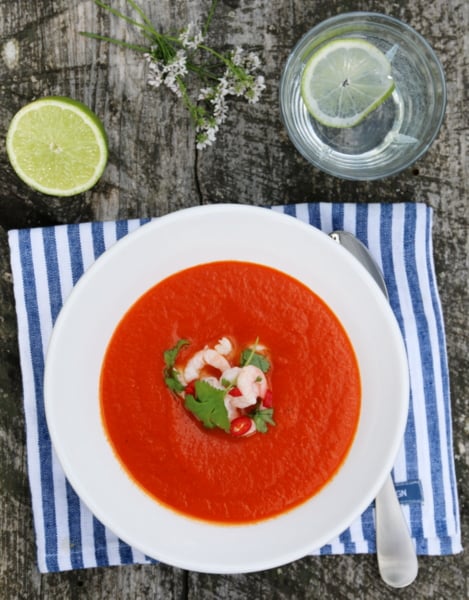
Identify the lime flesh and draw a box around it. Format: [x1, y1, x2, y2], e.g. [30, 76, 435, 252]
[301, 39, 395, 128]
[6, 96, 108, 197]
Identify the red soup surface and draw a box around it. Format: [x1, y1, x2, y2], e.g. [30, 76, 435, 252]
[100, 261, 361, 523]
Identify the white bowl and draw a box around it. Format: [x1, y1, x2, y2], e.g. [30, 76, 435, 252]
[44, 204, 409, 573]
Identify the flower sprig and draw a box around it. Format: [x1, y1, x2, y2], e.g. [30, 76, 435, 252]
[82, 0, 265, 149]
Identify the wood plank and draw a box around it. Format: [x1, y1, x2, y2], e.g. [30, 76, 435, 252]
[0, 0, 467, 598]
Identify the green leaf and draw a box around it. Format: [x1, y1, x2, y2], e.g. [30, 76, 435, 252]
[252, 408, 276, 433]
[164, 373, 185, 393]
[240, 349, 270, 373]
[164, 339, 189, 368]
[163, 339, 189, 394]
[184, 380, 230, 432]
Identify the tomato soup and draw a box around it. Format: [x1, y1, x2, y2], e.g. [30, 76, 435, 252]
[100, 261, 361, 523]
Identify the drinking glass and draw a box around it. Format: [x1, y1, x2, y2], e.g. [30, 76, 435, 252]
[279, 12, 446, 180]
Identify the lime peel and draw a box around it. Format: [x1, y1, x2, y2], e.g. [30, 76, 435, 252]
[6, 96, 108, 197]
[301, 38, 395, 128]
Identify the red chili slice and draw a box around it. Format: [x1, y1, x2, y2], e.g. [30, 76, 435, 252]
[184, 381, 196, 396]
[230, 416, 252, 436]
[229, 386, 242, 397]
[263, 389, 273, 408]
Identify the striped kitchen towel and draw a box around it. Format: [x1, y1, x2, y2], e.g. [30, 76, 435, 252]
[8, 202, 462, 572]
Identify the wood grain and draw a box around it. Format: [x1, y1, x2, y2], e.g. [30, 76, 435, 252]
[0, 0, 467, 598]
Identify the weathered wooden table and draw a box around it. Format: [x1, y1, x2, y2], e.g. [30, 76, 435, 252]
[1, 1, 467, 598]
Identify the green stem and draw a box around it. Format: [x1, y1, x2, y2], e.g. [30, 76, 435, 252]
[203, 0, 219, 37]
[186, 62, 220, 81]
[177, 77, 200, 125]
[197, 43, 246, 80]
[242, 337, 260, 367]
[88, 0, 228, 80]
[80, 31, 149, 54]
[198, 43, 229, 66]
[151, 32, 177, 63]
[92, 0, 158, 40]
[125, 0, 156, 32]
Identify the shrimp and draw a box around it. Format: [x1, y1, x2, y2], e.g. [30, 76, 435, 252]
[214, 336, 233, 356]
[224, 364, 268, 423]
[183, 348, 231, 383]
[221, 364, 268, 413]
[236, 365, 267, 406]
[221, 366, 241, 386]
[224, 395, 241, 421]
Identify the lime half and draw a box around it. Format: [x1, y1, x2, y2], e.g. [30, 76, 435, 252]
[6, 97, 108, 197]
[301, 39, 395, 128]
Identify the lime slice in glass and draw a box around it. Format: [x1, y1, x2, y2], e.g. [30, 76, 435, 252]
[6, 96, 108, 197]
[301, 39, 395, 128]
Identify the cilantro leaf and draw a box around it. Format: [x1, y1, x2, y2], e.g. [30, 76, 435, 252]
[164, 339, 189, 368]
[163, 339, 189, 394]
[240, 349, 270, 373]
[184, 380, 230, 432]
[252, 408, 276, 433]
[164, 374, 185, 393]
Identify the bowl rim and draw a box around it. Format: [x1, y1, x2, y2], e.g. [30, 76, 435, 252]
[44, 203, 410, 573]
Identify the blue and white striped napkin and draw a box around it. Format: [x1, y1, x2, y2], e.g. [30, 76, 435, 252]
[8, 202, 462, 572]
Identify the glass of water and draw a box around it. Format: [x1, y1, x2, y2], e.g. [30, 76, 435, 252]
[279, 12, 446, 180]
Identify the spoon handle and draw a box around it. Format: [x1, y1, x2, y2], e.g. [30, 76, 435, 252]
[329, 230, 418, 587]
[375, 475, 419, 587]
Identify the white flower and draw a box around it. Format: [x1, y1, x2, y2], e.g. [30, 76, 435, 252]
[212, 92, 228, 123]
[231, 47, 244, 66]
[198, 86, 215, 101]
[162, 51, 187, 96]
[145, 49, 188, 97]
[163, 73, 181, 96]
[217, 75, 234, 96]
[145, 53, 164, 88]
[89, 2, 267, 151]
[246, 52, 261, 71]
[196, 116, 219, 149]
[145, 31, 264, 145]
[179, 22, 204, 50]
[196, 130, 215, 150]
[233, 78, 249, 97]
[246, 75, 265, 104]
[164, 49, 188, 78]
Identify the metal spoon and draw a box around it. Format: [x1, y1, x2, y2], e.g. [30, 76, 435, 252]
[329, 230, 418, 588]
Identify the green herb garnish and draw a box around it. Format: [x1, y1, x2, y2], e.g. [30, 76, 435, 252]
[184, 380, 230, 432]
[163, 337, 275, 437]
[163, 338, 189, 393]
[239, 339, 270, 373]
[251, 407, 276, 433]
